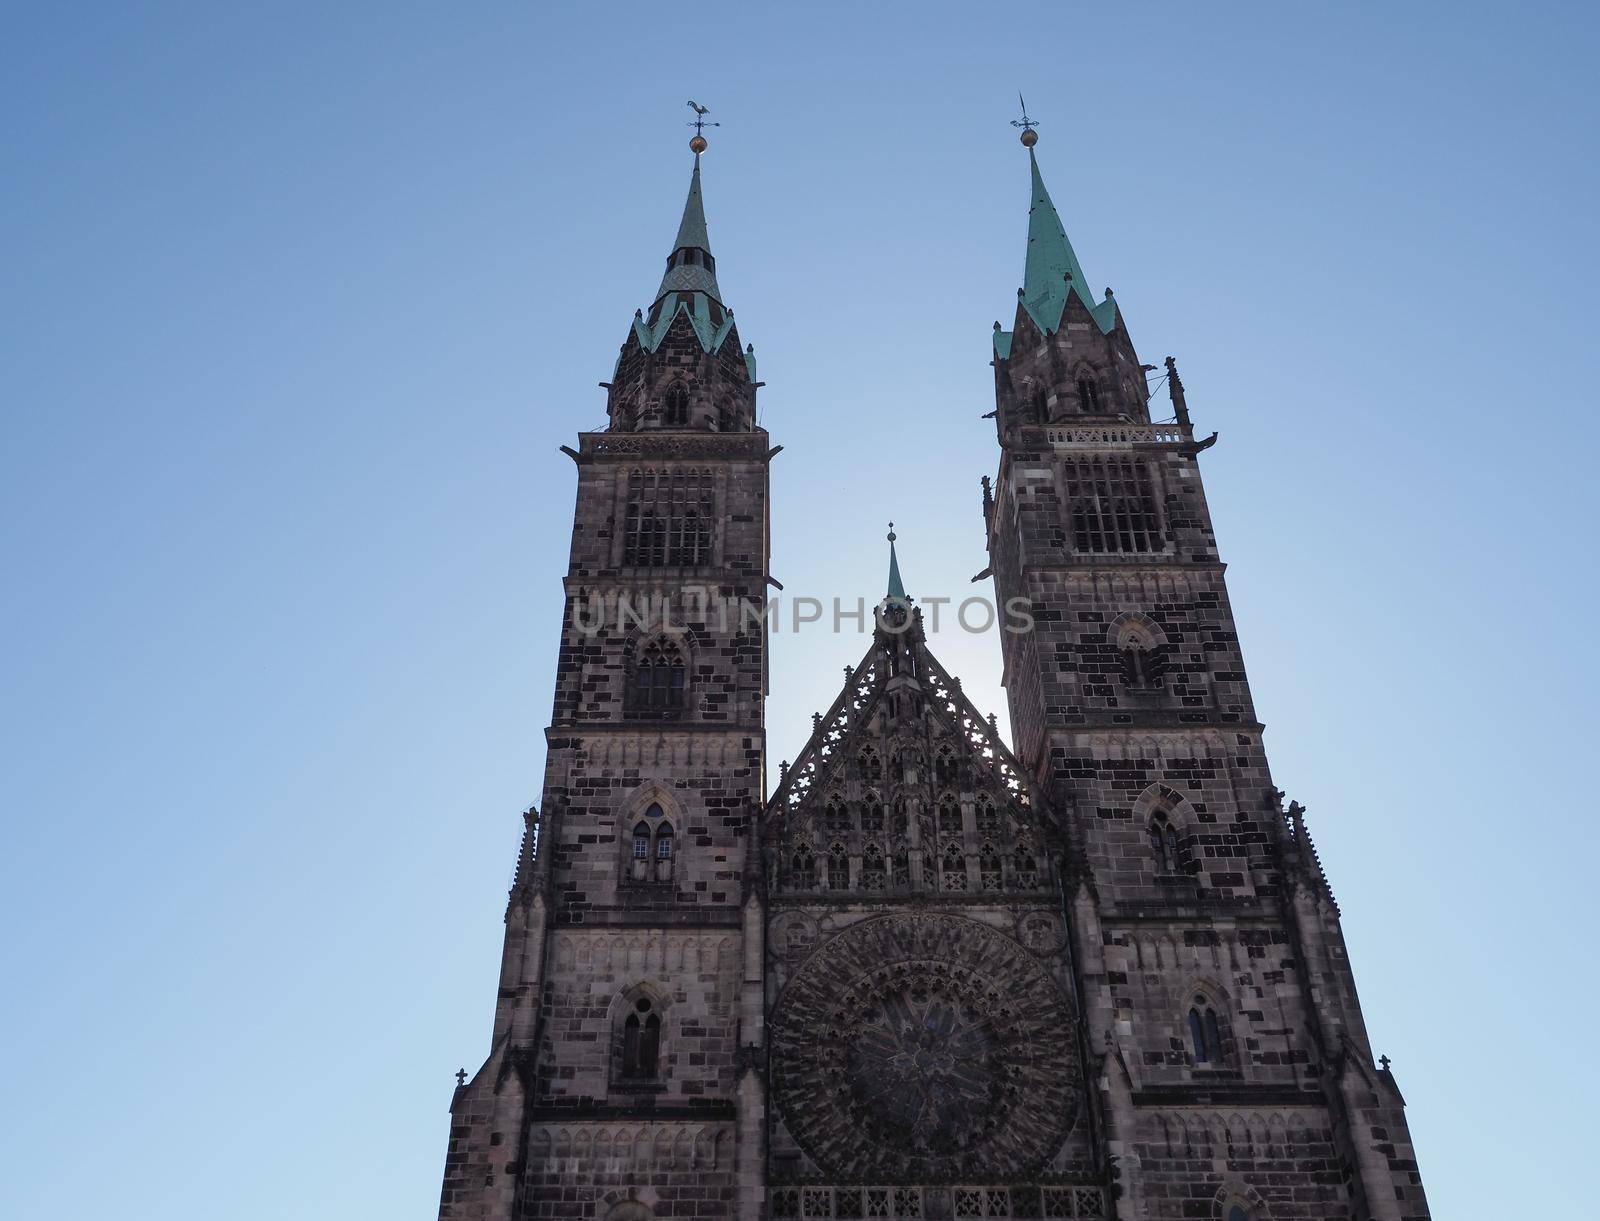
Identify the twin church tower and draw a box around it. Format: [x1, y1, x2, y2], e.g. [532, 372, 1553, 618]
[435, 125, 1430, 1221]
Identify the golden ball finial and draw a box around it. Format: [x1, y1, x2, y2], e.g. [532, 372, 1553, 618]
[1020, 127, 1038, 148]
[689, 134, 708, 154]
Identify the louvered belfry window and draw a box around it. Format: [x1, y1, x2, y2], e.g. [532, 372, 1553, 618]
[1065, 457, 1164, 554]
[622, 468, 715, 566]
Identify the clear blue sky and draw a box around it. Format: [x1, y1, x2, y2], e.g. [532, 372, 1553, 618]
[3, 3, 1596, 1218]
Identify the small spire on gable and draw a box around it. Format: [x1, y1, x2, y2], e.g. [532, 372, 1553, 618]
[885, 523, 908, 604]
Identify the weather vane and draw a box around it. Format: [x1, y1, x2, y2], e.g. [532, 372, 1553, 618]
[686, 100, 719, 153]
[1011, 92, 1039, 147]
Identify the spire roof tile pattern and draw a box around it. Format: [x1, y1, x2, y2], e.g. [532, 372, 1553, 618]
[996, 147, 1119, 354]
[622, 155, 754, 378]
[656, 155, 722, 302]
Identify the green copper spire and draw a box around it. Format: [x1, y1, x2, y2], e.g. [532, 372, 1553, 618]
[1019, 147, 1118, 337]
[656, 154, 723, 303]
[885, 523, 907, 603]
[623, 151, 751, 377]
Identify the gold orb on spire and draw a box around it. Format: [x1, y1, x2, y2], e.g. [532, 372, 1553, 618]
[1012, 93, 1041, 147]
[685, 100, 716, 155]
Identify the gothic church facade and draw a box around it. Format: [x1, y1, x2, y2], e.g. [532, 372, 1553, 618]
[435, 134, 1430, 1221]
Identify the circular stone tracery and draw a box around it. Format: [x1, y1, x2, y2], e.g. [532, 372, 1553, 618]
[771, 913, 1079, 1182]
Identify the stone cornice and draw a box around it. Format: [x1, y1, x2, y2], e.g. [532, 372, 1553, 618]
[1131, 1083, 1324, 1109]
[545, 722, 763, 740]
[576, 430, 773, 462]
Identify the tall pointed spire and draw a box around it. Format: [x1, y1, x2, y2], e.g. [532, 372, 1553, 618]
[606, 124, 757, 433]
[885, 524, 907, 603]
[656, 154, 723, 302]
[1021, 147, 1117, 336]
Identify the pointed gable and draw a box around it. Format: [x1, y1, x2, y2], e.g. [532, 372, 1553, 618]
[766, 612, 1053, 898]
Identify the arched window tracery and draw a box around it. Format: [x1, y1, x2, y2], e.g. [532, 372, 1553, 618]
[662, 383, 690, 426]
[938, 795, 962, 835]
[1077, 374, 1102, 414]
[620, 997, 663, 1080]
[622, 468, 714, 567]
[892, 796, 909, 837]
[861, 842, 886, 890]
[941, 843, 967, 891]
[628, 802, 675, 883]
[824, 798, 851, 833]
[827, 841, 849, 890]
[1187, 992, 1227, 1065]
[860, 791, 885, 833]
[976, 796, 1000, 837]
[859, 744, 881, 778]
[979, 843, 1003, 892]
[628, 638, 687, 716]
[1012, 837, 1040, 889]
[790, 841, 817, 890]
[1149, 810, 1185, 875]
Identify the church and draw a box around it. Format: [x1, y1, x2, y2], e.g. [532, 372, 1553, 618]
[434, 121, 1431, 1221]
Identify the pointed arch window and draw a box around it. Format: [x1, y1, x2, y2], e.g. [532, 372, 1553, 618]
[976, 796, 1000, 837]
[1118, 623, 1166, 690]
[941, 843, 967, 891]
[790, 842, 816, 890]
[1187, 994, 1225, 1064]
[979, 843, 1003, 892]
[935, 746, 959, 786]
[628, 804, 675, 883]
[824, 798, 851, 833]
[860, 791, 885, 833]
[1077, 376, 1101, 414]
[621, 997, 662, 1080]
[662, 383, 689, 426]
[1065, 457, 1164, 554]
[1123, 640, 1153, 688]
[622, 468, 714, 567]
[628, 638, 686, 716]
[892, 844, 911, 889]
[827, 842, 849, 890]
[1012, 840, 1040, 889]
[861, 842, 886, 890]
[859, 744, 880, 778]
[939, 796, 962, 835]
[1149, 811, 1185, 875]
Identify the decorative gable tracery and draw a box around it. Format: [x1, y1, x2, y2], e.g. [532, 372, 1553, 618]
[766, 620, 1050, 898]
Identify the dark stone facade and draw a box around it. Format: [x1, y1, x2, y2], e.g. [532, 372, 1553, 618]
[435, 154, 1430, 1221]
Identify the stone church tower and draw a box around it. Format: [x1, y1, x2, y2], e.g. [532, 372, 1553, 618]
[437, 133, 1430, 1221]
